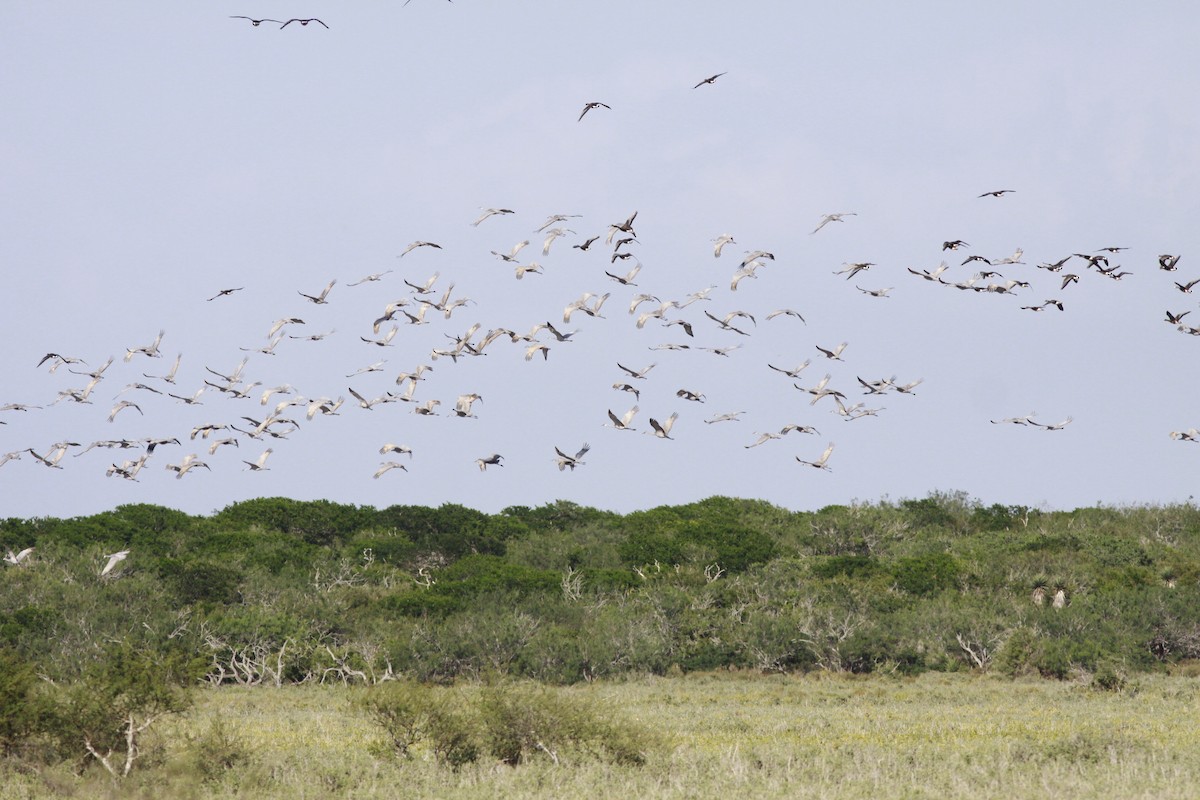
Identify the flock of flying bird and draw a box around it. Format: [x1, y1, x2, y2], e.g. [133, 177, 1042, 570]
[6, 183, 1194, 504]
[2, 13, 1196, 579]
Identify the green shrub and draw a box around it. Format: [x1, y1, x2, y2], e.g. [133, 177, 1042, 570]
[891, 553, 961, 596]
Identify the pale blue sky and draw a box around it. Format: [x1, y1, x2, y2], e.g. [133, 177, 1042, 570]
[2, 2, 1198, 519]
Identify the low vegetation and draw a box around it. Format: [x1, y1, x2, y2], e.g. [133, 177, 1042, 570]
[1, 492, 1198, 792]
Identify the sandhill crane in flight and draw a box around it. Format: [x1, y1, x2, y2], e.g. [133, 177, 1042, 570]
[413, 399, 441, 416]
[525, 343, 551, 361]
[491, 240, 530, 263]
[676, 389, 705, 403]
[37, 353, 86, 373]
[811, 212, 856, 234]
[647, 413, 679, 439]
[857, 286, 893, 298]
[4, 548, 34, 566]
[244, 448, 273, 471]
[705, 411, 745, 424]
[768, 361, 811, 378]
[380, 443, 414, 458]
[100, 550, 130, 577]
[991, 413, 1038, 426]
[796, 442, 835, 471]
[554, 443, 590, 471]
[348, 270, 393, 286]
[834, 262, 873, 280]
[606, 405, 640, 431]
[765, 309, 806, 323]
[124, 330, 165, 362]
[606, 263, 641, 286]
[573, 236, 600, 251]
[166, 454, 210, 479]
[404, 273, 440, 296]
[349, 387, 394, 410]
[1030, 417, 1073, 431]
[107, 400, 142, 423]
[472, 208, 515, 226]
[816, 342, 848, 361]
[713, 234, 735, 257]
[26, 444, 75, 468]
[617, 362, 656, 380]
[452, 393, 483, 418]
[229, 16, 282, 26]
[578, 102, 611, 121]
[298, 279, 336, 304]
[536, 213, 581, 232]
[399, 241, 442, 258]
[144, 353, 182, 384]
[476, 454, 504, 471]
[541, 227, 574, 255]
[613, 382, 641, 400]
[606, 211, 638, 243]
[208, 438, 239, 456]
[514, 262, 544, 280]
[374, 462, 409, 478]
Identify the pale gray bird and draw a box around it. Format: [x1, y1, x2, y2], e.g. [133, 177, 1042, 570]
[811, 212, 856, 234]
[100, 549, 130, 577]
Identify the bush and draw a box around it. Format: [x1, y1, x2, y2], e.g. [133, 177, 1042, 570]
[361, 681, 656, 768]
[891, 553, 961, 596]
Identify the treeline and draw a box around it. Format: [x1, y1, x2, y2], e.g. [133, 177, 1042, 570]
[3, 493, 1200, 691]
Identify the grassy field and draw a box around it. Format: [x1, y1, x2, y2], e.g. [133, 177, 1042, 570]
[4, 671, 1199, 799]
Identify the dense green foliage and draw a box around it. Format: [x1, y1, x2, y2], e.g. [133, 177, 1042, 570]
[2, 493, 1200, 697]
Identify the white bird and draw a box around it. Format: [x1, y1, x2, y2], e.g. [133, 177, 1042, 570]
[4, 547, 34, 566]
[492, 240, 530, 263]
[796, 442, 835, 471]
[166, 454, 210, 479]
[374, 461, 409, 478]
[100, 549, 130, 577]
[399, 241, 443, 258]
[404, 272, 440, 295]
[348, 270, 393, 286]
[617, 362, 656, 380]
[124, 330, 165, 362]
[765, 309, 806, 323]
[536, 214, 581, 232]
[453, 393, 483, 418]
[856, 286, 893, 298]
[1030, 417, 1073, 431]
[554, 442, 591, 471]
[525, 343, 551, 361]
[816, 342, 848, 361]
[298, 279, 336, 304]
[514, 262, 544, 280]
[413, 399, 441, 416]
[704, 411, 745, 424]
[605, 263, 641, 286]
[768, 361, 811, 378]
[380, 443, 414, 457]
[647, 412, 679, 439]
[811, 212, 856, 234]
[472, 207, 515, 226]
[542, 228, 574, 255]
[244, 448, 273, 471]
[605, 405, 640, 431]
[361, 326, 399, 347]
[208, 438, 240, 456]
[107, 400, 143, 423]
[713, 234, 736, 258]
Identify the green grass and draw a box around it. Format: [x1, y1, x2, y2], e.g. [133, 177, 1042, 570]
[4, 672, 1198, 799]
